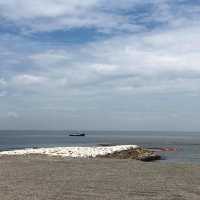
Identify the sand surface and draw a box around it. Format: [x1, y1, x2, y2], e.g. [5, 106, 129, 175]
[0, 155, 200, 200]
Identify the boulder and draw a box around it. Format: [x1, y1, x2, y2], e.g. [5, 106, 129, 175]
[96, 147, 161, 161]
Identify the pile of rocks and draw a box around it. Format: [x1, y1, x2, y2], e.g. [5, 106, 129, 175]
[97, 147, 161, 162]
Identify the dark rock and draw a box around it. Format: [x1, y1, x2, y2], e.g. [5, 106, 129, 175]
[136, 153, 161, 162]
[96, 147, 161, 161]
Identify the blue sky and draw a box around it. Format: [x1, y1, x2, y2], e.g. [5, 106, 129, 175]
[0, 0, 200, 130]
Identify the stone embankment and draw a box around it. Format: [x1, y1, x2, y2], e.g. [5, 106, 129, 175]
[97, 147, 161, 161]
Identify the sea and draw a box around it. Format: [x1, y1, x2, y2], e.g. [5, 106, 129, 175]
[0, 130, 200, 163]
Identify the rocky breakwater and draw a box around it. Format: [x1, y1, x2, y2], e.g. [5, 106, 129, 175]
[0, 145, 161, 161]
[97, 147, 161, 162]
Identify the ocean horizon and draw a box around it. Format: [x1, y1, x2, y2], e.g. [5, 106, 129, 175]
[0, 130, 200, 163]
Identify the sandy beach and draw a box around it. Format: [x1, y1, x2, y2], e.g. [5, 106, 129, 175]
[0, 155, 200, 200]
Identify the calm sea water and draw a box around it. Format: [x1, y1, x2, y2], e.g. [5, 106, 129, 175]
[0, 130, 200, 163]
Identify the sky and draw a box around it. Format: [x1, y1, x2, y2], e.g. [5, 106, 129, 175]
[0, 0, 200, 131]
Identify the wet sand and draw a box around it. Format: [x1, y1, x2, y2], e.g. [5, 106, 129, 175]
[0, 155, 200, 200]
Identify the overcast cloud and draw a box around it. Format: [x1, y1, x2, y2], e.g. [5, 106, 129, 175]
[0, 0, 200, 130]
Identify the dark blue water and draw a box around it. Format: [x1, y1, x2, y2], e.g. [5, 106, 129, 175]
[0, 130, 200, 163]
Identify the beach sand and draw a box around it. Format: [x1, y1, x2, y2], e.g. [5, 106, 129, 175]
[0, 155, 200, 200]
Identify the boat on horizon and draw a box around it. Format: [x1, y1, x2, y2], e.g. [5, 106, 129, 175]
[69, 132, 86, 137]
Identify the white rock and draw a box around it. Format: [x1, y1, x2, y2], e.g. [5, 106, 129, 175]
[0, 145, 139, 158]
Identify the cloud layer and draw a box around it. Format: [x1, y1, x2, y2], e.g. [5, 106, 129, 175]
[0, 0, 200, 130]
[0, 0, 199, 33]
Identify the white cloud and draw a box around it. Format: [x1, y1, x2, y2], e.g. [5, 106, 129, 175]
[91, 64, 119, 74]
[0, 0, 97, 19]
[0, 78, 7, 87]
[2, 21, 198, 96]
[0, 79, 7, 97]
[0, 0, 137, 32]
[1, 20, 200, 97]
[13, 74, 47, 85]
[1, 1, 200, 96]
[87, 25, 200, 73]
[30, 50, 71, 68]
[7, 111, 19, 118]
[2, 0, 195, 33]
